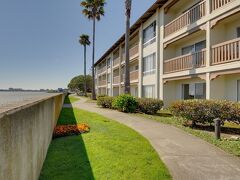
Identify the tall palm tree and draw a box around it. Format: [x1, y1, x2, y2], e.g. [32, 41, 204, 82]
[79, 34, 91, 96]
[124, 0, 132, 94]
[81, 0, 106, 100]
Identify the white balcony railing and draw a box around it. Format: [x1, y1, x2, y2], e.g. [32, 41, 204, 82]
[121, 70, 139, 82]
[164, 49, 206, 74]
[211, 38, 240, 65]
[122, 45, 139, 62]
[113, 76, 120, 84]
[164, 0, 206, 37]
[211, 0, 234, 11]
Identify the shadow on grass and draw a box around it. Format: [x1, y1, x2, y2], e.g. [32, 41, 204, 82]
[155, 112, 173, 118]
[40, 100, 95, 180]
[192, 124, 240, 135]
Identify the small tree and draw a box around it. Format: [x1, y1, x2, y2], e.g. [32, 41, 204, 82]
[79, 34, 91, 96]
[68, 75, 92, 93]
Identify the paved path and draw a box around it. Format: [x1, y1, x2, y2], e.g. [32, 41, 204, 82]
[67, 97, 240, 180]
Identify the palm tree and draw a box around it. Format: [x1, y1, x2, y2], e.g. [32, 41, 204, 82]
[124, 0, 132, 94]
[79, 34, 91, 96]
[81, 0, 106, 100]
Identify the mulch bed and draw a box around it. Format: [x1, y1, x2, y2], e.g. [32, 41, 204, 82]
[53, 123, 90, 139]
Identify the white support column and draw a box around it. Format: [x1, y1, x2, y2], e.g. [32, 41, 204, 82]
[206, 0, 211, 67]
[206, 72, 211, 99]
[155, 8, 160, 99]
[138, 24, 143, 98]
[159, 8, 164, 100]
[119, 45, 123, 95]
[205, 0, 211, 100]
[206, 0, 211, 15]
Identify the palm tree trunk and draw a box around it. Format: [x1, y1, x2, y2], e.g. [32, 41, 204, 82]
[92, 18, 96, 100]
[84, 45, 87, 96]
[124, 0, 131, 94]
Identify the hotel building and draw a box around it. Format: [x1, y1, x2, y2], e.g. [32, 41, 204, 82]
[94, 0, 240, 106]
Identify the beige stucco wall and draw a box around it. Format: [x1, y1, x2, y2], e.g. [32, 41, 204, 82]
[210, 74, 240, 101]
[163, 77, 205, 106]
[0, 93, 65, 180]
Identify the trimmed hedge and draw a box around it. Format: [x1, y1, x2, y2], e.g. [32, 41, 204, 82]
[137, 98, 164, 115]
[170, 100, 240, 125]
[97, 95, 115, 109]
[112, 94, 138, 113]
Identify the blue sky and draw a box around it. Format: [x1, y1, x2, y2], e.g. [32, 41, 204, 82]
[0, 0, 156, 90]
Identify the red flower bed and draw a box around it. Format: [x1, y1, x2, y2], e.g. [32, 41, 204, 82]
[53, 123, 90, 139]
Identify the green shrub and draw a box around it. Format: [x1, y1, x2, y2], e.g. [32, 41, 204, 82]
[112, 94, 138, 113]
[137, 98, 164, 115]
[170, 100, 240, 125]
[97, 96, 115, 109]
[87, 93, 92, 98]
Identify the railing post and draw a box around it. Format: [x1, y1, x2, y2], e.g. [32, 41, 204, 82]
[214, 118, 221, 140]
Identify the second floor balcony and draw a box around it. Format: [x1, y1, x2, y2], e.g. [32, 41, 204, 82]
[98, 80, 107, 86]
[121, 70, 139, 82]
[113, 76, 120, 84]
[164, 49, 206, 74]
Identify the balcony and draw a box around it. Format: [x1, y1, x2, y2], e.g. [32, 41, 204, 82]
[98, 80, 107, 86]
[211, 38, 240, 65]
[164, 1, 206, 37]
[130, 70, 139, 81]
[98, 66, 107, 74]
[113, 76, 120, 84]
[113, 57, 120, 67]
[211, 0, 234, 11]
[122, 45, 139, 62]
[164, 49, 206, 74]
[121, 70, 139, 82]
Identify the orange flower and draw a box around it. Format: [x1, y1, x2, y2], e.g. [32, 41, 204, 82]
[53, 123, 90, 139]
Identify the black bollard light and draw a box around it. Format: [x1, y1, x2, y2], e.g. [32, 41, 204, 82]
[214, 118, 221, 140]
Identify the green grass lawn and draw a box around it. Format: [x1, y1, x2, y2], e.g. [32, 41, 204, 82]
[64, 95, 80, 104]
[138, 111, 240, 157]
[40, 108, 171, 180]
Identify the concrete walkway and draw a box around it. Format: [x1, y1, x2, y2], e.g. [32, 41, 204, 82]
[68, 98, 240, 180]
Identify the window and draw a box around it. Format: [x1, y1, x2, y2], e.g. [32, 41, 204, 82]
[107, 58, 111, 68]
[237, 27, 240, 38]
[107, 73, 111, 83]
[143, 85, 155, 98]
[143, 21, 156, 46]
[182, 83, 206, 100]
[238, 80, 240, 102]
[143, 53, 156, 76]
[182, 40, 206, 55]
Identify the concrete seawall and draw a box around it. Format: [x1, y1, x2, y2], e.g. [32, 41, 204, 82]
[0, 93, 65, 180]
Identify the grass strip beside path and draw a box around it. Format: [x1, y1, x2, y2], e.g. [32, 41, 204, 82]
[64, 95, 80, 104]
[40, 108, 171, 180]
[138, 112, 240, 157]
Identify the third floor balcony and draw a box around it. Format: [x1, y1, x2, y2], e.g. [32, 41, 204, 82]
[211, 37, 240, 65]
[164, 0, 206, 37]
[121, 45, 139, 63]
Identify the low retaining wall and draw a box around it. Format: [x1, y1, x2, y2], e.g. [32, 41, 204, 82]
[0, 93, 65, 180]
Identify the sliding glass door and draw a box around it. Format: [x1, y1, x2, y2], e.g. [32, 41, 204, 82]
[182, 83, 206, 100]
